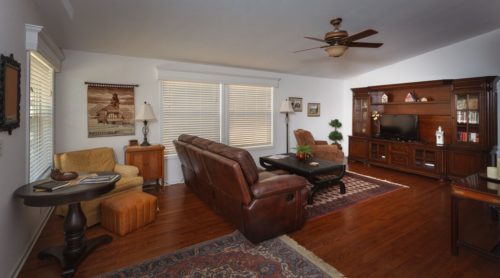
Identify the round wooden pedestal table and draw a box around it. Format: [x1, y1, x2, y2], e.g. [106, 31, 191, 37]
[14, 175, 119, 277]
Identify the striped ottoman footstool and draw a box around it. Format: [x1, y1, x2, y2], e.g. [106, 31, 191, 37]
[101, 191, 157, 236]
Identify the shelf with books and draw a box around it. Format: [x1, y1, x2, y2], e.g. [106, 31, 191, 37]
[456, 131, 480, 143]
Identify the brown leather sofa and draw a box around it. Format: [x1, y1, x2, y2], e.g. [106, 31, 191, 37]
[174, 134, 310, 243]
[294, 129, 345, 163]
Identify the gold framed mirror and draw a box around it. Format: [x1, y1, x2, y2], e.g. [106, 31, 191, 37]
[0, 54, 21, 135]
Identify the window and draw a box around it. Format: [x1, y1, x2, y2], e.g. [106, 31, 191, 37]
[161, 81, 221, 154]
[29, 53, 54, 182]
[227, 85, 273, 148]
[161, 81, 273, 154]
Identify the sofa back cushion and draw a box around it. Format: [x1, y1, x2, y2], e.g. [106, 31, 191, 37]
[54, 147, 116, 172]
[294, 129, 315, 146]
[178, 134, 198, 144]
[202, 151, 252, 206]
[207, 143, 259, 186]
[191, 137, 214, 150]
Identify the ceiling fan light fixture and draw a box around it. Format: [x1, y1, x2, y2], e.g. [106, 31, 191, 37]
[325, 44, 347, 57]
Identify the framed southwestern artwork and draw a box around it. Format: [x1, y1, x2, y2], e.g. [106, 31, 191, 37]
[289, 97, 303, 112]
[307, 103, 320, 117]
[86, 82, 137, 138]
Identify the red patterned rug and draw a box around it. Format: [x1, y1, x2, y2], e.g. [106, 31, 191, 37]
[99, 231, 343, 277]
[306, 171, 408, 220]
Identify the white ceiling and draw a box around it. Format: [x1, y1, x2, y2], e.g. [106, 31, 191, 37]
[33, 0, 500, 79]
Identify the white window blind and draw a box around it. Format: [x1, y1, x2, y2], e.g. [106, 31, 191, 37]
[161, 80, 221, 154]
[29, 53, 54, 182]
[227, 85, 273, 148]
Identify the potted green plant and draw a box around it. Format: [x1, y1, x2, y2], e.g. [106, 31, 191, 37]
[328, 119, 343, 149]
[295, 145, 312, 161]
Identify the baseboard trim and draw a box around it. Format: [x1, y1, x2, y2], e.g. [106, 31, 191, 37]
[9, 207, 53, 278]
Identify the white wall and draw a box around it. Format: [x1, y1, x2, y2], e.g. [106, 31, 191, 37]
[0, 0, 49, 277]
[344, 28, 500, 150]
[55, 50, 344, 183]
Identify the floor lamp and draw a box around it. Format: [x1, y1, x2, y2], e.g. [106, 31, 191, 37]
[280, 99, 294, 153]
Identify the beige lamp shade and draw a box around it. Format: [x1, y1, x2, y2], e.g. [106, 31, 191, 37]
[325, 45, 348, 57]
[136, 102, 157, 121]
[280, 99, 294, 113]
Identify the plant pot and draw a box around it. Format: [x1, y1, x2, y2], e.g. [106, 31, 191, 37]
[296, 152, 307, 161]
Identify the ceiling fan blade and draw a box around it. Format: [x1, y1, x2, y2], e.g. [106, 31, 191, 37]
[347, 42, 383, 48]
[304, 36, 327, 43]
[344, 29, 378, 42]
[294, 45, 329, 53]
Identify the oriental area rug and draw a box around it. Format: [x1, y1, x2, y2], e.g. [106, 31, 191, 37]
[306, 171, 409, 220]
[99, 231, 344, 277]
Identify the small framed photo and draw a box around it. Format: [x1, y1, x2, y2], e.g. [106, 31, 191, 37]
[307, 103, 320, 117]
[289, 97, 303, 112]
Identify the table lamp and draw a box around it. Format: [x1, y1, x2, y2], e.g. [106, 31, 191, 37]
[136, 101, 156, 146]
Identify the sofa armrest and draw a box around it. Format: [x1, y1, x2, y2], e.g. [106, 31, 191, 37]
[314, 140, 328, 145]
[251, 175, 309, 199]
[114, 164, 140, 177]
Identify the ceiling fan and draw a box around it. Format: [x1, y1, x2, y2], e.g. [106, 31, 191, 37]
[295, 18, 383, 57]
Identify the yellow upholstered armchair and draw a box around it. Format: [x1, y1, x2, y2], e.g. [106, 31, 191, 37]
[294, 129, 345, 163]
[54, 147, 143, 226]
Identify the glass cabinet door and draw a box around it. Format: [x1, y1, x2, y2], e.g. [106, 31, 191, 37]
[455, 93, 480, 144]
[353, 97, 369, 136]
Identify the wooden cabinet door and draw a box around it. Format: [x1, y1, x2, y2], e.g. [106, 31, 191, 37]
[352, 91, 370, 137]
[125, 145, 165, 182]
[139, 151, 157, 180]
[348, 136, 369, 161]
[369, 141, 388, 164]
[447, 150, 483, 178]
[451, 91, 484, 147]
[389, 143, 409, 167]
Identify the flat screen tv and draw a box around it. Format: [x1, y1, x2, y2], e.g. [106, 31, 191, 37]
[379, 114, 419, 141]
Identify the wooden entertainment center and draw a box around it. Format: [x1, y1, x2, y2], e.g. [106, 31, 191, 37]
[349, 76, 498, 180]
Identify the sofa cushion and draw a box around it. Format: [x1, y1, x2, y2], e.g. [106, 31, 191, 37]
[258, 171, 276, 181]
[55, 147, 116, 172]
[207, 143, 259, 186]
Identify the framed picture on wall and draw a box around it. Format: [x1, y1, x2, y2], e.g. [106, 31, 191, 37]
[307, 103, 320, 117]
[86, 82, 137, 138]
[289, 97, 303, 112]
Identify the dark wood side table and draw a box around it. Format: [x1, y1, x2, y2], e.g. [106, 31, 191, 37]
[13, 176, 119, 277]
[124, 144, 165, 191]
[451, 173, 500, 260]
[260, 153, 346, 204]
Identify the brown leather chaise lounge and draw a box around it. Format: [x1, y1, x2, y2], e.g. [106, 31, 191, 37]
[174, 134, 310, 243]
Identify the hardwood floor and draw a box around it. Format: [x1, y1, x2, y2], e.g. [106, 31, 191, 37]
[19, 162, 500, 277]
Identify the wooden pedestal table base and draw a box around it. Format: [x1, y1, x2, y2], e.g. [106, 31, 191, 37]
[14, 174, 119, 277]
[38, 203, 112, 277]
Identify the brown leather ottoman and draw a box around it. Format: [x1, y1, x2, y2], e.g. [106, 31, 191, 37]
[101, 191, 157, 236]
